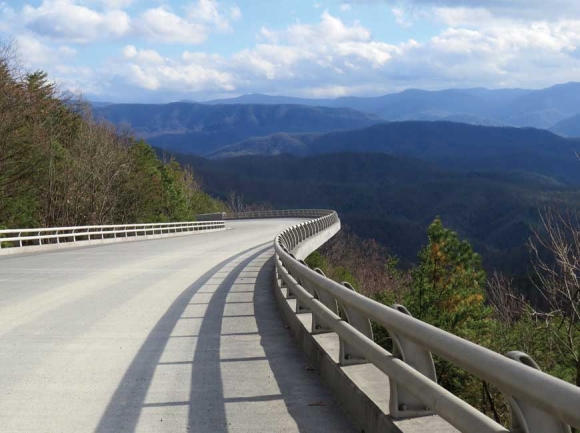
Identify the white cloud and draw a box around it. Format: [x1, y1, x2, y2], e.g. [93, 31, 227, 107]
[392, 7, 412, 27]
[117, 46, 235, 94]
[136, 1, 240, 44]
[340, 3, 351, 12]
[22, 0, 131, 43]
[366, 0, 580, 21]
[16, 34, 77, 66]
[137, 7, 206, 44]
[187, 0, 240, 32]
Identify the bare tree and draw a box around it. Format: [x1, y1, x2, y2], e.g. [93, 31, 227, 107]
[529, 208, 580, 386]
[227, 190, 246, 213]
[486, 272, 527, 324]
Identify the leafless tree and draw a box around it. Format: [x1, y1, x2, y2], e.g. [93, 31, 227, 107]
[529, 207, 580, 386]
[486, 272, 527, 324]
[227, 190, 246, 213]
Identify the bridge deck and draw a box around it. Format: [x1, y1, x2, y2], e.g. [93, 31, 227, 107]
[0, 220, 355, 432]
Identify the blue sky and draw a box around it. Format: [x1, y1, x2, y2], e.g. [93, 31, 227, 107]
[1, 0, 580, 102]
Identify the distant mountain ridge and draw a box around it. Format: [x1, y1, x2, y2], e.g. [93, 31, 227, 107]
[94, 102, 381, 155]
[211, 121, 580, 185]
[202, 83, 580, 129]
[550, 114, 580, 137]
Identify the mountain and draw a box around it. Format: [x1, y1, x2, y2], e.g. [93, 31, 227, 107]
[94, 102, 381, 155]
[550, 114, 580, 137]
[210, 121, 580, 184]
[198, 84, 580, 129]
[169, 151, 580, 274]
[205, 94, 335, 106]
[500, 83, 580, 128]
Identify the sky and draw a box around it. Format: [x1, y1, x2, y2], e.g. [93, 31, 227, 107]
[1, 0, 580, 102]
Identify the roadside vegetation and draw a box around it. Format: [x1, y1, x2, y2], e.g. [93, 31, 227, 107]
[306, 214, 580, 425]
[0, 43, 222, 230]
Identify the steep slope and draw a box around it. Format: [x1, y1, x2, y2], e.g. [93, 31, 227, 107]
[95, 102, 381, 155]
[170, 151, 580, 273]
[550, 114, 580, 137]
[211, 121, 580, 184]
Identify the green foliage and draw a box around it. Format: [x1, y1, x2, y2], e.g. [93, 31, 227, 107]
[0, 54, 222, 230]
[408, 216, 490, 334]
[305, 251, 327, 270]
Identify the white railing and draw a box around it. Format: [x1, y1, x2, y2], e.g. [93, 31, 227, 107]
[0, 221, 225, 251]
[274, 210, 580, 433]
[196, 209, 332, 221]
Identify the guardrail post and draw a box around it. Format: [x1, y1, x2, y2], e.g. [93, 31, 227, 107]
[285, 253, 299, 299]
[310, 268, 337, 334]
[295, 260, 310, 313]
[389, 304, 436, 419]
[502, 351, 572, 433]
[338, 282, 372, 366]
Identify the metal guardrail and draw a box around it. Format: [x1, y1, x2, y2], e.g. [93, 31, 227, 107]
[274, 210, 580, 433]
[0, 221, 225, 250]
[196, 209, 331, 221]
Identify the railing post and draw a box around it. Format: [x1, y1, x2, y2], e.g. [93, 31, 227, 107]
[388, 304, 436, 418]
[310, 268, 337, 334]
[502, 352, 572, 433]
[338, 282, 372, 366]
[294, 260, 311, 313]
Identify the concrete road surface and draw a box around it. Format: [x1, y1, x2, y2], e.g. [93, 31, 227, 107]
[0, 219, 356, 433]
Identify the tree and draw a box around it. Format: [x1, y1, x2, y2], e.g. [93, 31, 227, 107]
[529, 208, 580, 386]
[404, 217, 492, 412]
[408, 217, 490, 335]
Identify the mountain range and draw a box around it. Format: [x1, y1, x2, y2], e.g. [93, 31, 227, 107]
[94, 82, 580, 158]
[205, 83, 580, 130]
[210, 121, 580, 185]
[94, 102, 380, 155]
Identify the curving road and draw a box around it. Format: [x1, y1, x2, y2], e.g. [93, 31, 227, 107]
[0, 219, 355, 433]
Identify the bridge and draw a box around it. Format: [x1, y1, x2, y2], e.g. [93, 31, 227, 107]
[0, 210, 579, 433]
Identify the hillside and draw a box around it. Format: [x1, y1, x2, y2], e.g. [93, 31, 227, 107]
[168, 151, 580, 274]
[211, 121, 580, 184]
[94, 102, 381, 155]
[550, 114, 580, 137]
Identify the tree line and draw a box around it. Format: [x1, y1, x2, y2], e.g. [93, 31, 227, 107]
[0, 43, 222, 231]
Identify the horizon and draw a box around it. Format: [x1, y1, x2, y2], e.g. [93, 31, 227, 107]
[89, 80, 580, 105]
[2, 0, 580, 103]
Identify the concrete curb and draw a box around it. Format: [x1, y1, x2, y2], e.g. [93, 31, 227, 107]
[274, 271, 402, 433]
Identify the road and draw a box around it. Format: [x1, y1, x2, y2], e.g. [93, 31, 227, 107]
[0, 219, 355, 433]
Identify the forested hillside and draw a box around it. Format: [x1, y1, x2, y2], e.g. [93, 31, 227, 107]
[0, 56, 221, 230]
[170, 151, 580, 277]
[211, 122, 580, 184]
[94, 102, 381, 155]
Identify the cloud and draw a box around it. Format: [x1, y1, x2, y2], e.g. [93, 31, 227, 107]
[22, 0, 131, 43]
[8, 2, 580, 102]
[362, 0, 580, 21]
[392, 8, 412, 27]
[133, 1, 242, 44]
[116, 46, 235, 93]
[6, 0, 240, 45]
[340, 4, 351, 12]
[136, 7, 206, 44]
